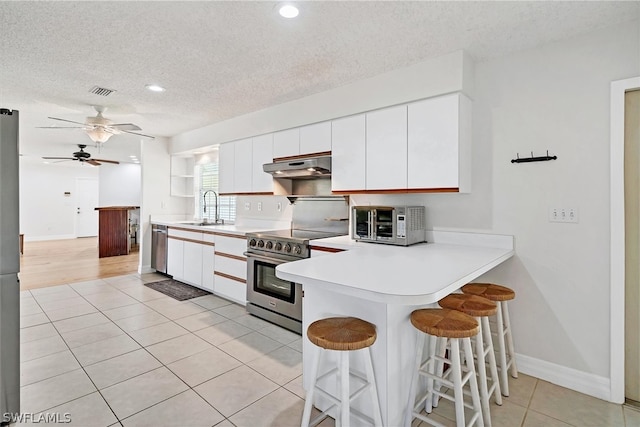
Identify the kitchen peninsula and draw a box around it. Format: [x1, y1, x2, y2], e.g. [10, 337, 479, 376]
[95, 206, 139, 258]
[276, 231, 514, 426]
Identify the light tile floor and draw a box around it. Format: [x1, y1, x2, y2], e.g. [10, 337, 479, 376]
[16, 273, 640, 427]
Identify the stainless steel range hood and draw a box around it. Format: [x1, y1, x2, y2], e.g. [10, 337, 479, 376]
[263, 156, 331, 179]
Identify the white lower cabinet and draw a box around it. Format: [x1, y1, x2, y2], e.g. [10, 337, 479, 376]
[168, 228, 215, 292]
[213, 234, 247, 305]
[201, 235, 215, 292]
[167, 237, 184, 281]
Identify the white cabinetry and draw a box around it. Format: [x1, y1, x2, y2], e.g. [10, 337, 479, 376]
[219, 135, 273, 195]
[170, 155, 195, 197]
[167, 228, 215, 292]
[407, 93, 471, 192]
[300, 122, 331, 154]
[273, 128, 300, 159]
[251, 134, 274, 193]
[366, 105, 408, 190]
[331, 114, 366, 192]
[218, 142, 235, 194]
[233, 138, 253, 193]
[214, 234, 247, 305]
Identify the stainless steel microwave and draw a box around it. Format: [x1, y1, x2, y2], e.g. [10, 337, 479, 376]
[352, 206, 426, 246]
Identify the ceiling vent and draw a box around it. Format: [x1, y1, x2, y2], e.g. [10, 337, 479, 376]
[89, 86, 116, 97]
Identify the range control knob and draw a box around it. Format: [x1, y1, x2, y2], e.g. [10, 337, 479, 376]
[257, 240, 265, 248]
[265, 241, 273, 250]
[274, 242, 283, 251]
[293, 245, 302, 255]
[284, 243, 292, 253]
[249, 239, 257, 247]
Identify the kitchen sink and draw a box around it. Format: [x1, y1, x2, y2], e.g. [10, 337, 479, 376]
[179, 221, 225, 226]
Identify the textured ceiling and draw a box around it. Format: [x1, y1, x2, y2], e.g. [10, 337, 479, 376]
[1, 1, 638, 163]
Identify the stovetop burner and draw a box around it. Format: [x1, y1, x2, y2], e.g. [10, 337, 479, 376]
[246, 229, 346, 259]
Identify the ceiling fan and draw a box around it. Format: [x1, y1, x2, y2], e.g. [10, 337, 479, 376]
[38, 106, 154, 143]
[42, 144, 120, 166]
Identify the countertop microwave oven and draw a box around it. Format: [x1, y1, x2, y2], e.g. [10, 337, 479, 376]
[352, 206, 426, 246]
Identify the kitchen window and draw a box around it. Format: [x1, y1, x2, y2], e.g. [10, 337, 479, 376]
[196, 162, 236, 223]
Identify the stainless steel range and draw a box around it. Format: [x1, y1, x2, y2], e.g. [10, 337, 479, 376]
[244, 197, 349, 334]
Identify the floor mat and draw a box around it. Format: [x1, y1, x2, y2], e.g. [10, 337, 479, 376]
[144, 279, 210, 301]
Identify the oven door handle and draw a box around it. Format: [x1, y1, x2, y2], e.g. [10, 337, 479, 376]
[243, 252, 289, 265]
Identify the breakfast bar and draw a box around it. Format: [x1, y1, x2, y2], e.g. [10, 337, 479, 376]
[276, 231, 514, 426]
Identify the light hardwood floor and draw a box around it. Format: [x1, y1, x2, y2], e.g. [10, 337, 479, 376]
[19, 237, 139, 291]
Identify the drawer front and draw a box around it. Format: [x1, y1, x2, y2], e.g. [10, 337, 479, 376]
[215, 255, 247, 280]
[214, 275, 246, 305]
[168, 228, 203, 241]
[215, 235, 246, 255]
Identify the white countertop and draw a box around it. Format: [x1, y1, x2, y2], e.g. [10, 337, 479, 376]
[277, 231, 514, 305]
[150, 219, 291, 236]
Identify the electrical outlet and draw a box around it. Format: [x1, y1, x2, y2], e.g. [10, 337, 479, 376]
[244, 202, 251, 210]
[277, 202, 282, 212]
[549, 207, 578, 223]
[257, 202, 262, 212]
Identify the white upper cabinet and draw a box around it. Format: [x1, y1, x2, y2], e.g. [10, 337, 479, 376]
[366, 105, 408, 190]
[331, 114, 366, 192]
[252, 134, 274, 193]
[233, 138, 253, 193]
[218, 142, 235, 194]
[407, 93, 471, 192]
[273, 128, 300, 159]
[300, 122, 331, 155]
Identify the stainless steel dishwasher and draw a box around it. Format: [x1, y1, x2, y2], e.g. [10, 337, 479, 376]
[151, 224, 168, 274]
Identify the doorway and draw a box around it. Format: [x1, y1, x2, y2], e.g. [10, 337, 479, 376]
[611, 76, 640, 404]
[75, 178, 98, 237]
[624, 89, 640, 406]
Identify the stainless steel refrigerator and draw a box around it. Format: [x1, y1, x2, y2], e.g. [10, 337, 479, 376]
[0, 108, 21, 417]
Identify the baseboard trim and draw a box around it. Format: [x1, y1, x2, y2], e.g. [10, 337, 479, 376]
[25, 234, 77, 242]
[139, 265, 155, 274]
[517, 353, 611, 401]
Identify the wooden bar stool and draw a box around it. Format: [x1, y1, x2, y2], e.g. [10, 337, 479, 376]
[462, 283, 518, 396]
[405, 308, 484, 427]
[439, 294, 502, 426]
[301, 317, 383, 427]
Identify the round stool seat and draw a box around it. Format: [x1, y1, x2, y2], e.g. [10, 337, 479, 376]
[438, 293, 497, 317]
[410, 308, 479, 338]
[307, 317, 376, 351]
[462, 282, 515, 302]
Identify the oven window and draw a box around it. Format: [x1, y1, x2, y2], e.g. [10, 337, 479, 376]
[254, 260, 296, 303]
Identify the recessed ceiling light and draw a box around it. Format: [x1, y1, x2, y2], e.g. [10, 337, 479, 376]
[279, 4, 299, 18]
[145, 84, 165, 92]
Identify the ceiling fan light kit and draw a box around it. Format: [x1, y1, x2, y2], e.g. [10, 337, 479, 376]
[38, 106, 155, 143]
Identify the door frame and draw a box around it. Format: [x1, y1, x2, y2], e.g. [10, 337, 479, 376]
[610, 76, 640, 403]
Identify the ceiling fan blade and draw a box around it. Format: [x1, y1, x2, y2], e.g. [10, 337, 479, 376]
[111, 123, 142, 131]
[121, 129, 155, 139]
[92, 158, 120, 164]
[42, 156, 75, 160]
[48, 117, 87, 126]
[36, 126, 85, 129]
[86, 160, 101, 166]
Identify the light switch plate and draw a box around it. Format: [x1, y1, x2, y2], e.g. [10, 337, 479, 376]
[244, 202, 251, 210]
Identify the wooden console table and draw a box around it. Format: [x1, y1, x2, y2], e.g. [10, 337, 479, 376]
[95, 206, 139, 258]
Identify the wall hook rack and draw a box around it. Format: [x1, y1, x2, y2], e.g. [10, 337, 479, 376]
[511, 150, 557, 164]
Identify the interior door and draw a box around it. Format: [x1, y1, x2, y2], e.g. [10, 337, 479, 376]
[625, 89, 640, 404]
[75, 178, 98, 237]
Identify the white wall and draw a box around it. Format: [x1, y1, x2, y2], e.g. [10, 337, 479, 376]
[168, 20, 639, 400]
[139, 137, 191, 273]
[19, 159, 98, 240]
[98, 163, 141, 207]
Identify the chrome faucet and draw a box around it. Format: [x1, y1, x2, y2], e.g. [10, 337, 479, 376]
[203, 190, 223, 224]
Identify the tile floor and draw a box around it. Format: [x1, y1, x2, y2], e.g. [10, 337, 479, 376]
[17, 273, 640, 427]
